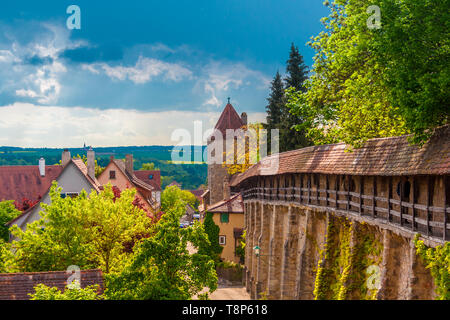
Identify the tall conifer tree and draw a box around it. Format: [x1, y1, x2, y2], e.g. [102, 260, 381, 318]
[280, 43, 310, 152]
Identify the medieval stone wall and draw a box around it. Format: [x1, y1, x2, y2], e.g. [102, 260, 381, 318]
[244, 199, 439, 300]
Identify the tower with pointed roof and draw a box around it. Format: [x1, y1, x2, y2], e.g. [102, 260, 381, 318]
[207, 100, 247, 205]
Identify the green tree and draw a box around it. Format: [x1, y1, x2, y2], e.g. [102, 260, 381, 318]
[0, 200, 21, 241]
[161, 185, 198, 212]
[199, 212, 223, 264]
[235, 229, 246, 264]
[140, 162, 157, 170]
[287, 0, 448, 147]
[373, 0, 450, 143]
[266, 72, 284, 131]
[104, 200, 217, 300]
[280, 43, 311, 152]
[29, 281, 102, 300]
[0, 239, 18, 273]
[265, 72, 284, 153]
[285, 43, 309, 91]
[10, 182, 152, 273]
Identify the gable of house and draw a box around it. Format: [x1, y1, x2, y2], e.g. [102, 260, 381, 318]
[7, 159, 102, 232]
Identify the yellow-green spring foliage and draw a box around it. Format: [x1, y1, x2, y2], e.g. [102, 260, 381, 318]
[414, 235, 449, 300]
[314, 217, 383, 300]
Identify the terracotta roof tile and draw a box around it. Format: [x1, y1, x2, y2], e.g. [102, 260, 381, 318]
[134, 170, 161, 191]
[214, 103, 244, 136]
[206, 193, 244, 213]
[0, 165, 63, 203]
[231, 125, 450, 187]
[0, 269, 104, 300]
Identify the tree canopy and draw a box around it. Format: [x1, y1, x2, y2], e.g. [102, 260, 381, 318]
[10, 183, 152, 273]
[286, 0, 449, 147]
[104, 199, 217, 300]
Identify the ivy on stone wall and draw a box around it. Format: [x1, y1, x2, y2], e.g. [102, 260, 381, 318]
[313, 217, 383, 300]
[414, 234, 449, 300]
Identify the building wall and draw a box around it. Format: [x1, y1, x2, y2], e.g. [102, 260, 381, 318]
[212, 212, 245, 263]
[98, 162, 152, 212]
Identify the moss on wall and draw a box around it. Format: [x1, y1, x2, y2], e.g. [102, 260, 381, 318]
[414, 234, 449, 300]
[313, 216, 383, 300]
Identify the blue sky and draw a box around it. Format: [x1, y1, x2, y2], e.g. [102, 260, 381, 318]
[0, 1, 330, 147]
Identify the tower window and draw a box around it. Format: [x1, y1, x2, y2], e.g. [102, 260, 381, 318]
[219, 235, 226, 245]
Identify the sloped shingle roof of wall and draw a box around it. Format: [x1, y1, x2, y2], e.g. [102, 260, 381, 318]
[231, 125, 450, 187]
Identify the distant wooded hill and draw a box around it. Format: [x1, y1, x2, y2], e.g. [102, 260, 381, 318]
[0, 146, 207, 190]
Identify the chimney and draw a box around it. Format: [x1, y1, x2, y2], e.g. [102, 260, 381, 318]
[223, 175, 230, 200]
[125, 154, 134, 175]
[61, 149, 71, 166]
[241, 112, 247, 126]
[38, 157, 45, 177]
[87, 148, 95, 180]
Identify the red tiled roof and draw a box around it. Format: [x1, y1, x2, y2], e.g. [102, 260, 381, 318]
[214, 103, 244, 135]
[135, 170, 161, 191]
[231, 125, 450, 187]
[168, 181, 181, 188]
[188, 189, 204, 202]
[72, 159, 102, 192]
[206, 193, 244, 214]
[0, 165, 63, 203]
[0, 269, 104, 300]
[113, 159, 155, 192]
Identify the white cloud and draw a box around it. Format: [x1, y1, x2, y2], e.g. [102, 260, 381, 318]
[199, 62, 271, 107]
[0, 102, 265, 147]
[83, 56, 193, 84]
[1, 23, 76, 105]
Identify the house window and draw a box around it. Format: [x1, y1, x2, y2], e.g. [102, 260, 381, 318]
[110, 170, 116, 179]
[148, 174, 153, 179]
[220, 213, 229, 223]
[219, 235, 226, 245]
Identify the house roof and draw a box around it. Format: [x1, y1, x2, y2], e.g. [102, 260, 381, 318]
[134, 170, 161, 191]
[112, 159, 155, 192]
[168, 181, 181, 188]
[6, 159, 102, 227]
[231, 125, 450, 187]
[188, 189, 204, 202]
[0, 269, 104, 300]
[214, 103, 244, 136]
[0, 165, 63, 204]
[72, 159, 102, 192]
[205, 193, 244, 214]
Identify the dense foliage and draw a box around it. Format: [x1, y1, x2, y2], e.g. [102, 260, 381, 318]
[199, 212, 223, 264]
[287, 0, 449, 147]
[161, 185, 199, 211]
[104, 198, 217, 300]
[29, 281, 102, 300]
[265, 44, 311, 152]
[414, 235, 449, 300]
[0, 201, 21, 241]
[10, 183, 152, 273]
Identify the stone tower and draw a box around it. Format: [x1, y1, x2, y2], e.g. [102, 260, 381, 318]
[207, 102, 247, 205]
